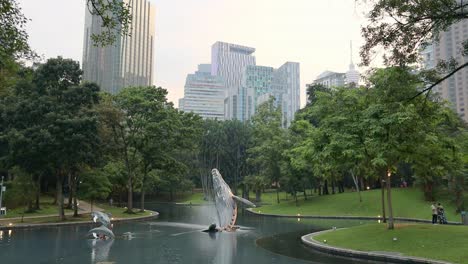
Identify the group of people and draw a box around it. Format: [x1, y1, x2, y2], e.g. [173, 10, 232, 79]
[431, 202, 448, 224]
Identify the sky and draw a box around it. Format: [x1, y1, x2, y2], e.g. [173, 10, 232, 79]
[18, 0, 372, 107]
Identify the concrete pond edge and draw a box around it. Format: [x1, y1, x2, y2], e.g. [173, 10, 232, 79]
[0, 210, 159, 231]
[246, 208, 462, 225]
[301, 229, 452, 264]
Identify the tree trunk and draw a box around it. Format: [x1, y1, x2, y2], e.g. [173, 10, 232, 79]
[56, 174, 65, 221]
[386, 170, 394, 229]
[256, 190, 261, 202]
[140, 166, 148, 212]
[423, 181, 434, 201]
[350, 171, 362, 203]
[126, 175, 133, 213]
[303, 189, 307, 200]
[276, 186, 280, 204]
[294, 191, 298, 206]
[73, 175, 78, 217]
[359, 177, 365, 191]
[323, 180, 329, 195]
[140, 189, 145, 212]
[35, 174, 41, 210]
[380, 173, 387, 223]
[170, 188, 174, 202]
[331, 180, 336, 194]
[67, 172, 73, 209]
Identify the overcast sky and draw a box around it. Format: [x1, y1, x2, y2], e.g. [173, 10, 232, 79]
[18, 0, 372, 107]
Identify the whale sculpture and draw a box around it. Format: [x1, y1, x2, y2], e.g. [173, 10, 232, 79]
[88, 225, 115, 239]
[89, 211, 114, 239]
[211, 169, 255, 231]
[91, 211, 111, 227]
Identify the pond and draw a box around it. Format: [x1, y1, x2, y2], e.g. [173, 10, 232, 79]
[0, 203, 380, 264]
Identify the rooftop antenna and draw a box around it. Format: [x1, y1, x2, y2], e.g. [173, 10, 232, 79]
[349, 41, 355, 70]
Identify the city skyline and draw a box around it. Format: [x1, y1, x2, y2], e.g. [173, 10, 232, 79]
[18, 0, 368, 107]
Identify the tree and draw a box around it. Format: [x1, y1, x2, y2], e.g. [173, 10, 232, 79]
[1, 57, 101, 221]
[360, 0, 468, 96]
[79, 168, 112, 212]
[248, 97, 287, 204]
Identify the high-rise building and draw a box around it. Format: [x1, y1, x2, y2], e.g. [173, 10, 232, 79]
[242, 65, 275, 120]
[82, 0, 156, 94]
[422, 20, 468, 122]
[241, 62, 300, 127]
[313, 71, 346, 88]
[211, 42, 256, 120]
[179, 64, 225, 120]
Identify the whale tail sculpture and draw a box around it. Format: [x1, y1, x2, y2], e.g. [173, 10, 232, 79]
[210, 169, 256, 231]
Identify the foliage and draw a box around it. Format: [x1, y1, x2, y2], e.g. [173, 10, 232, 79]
[360, 0, 468, 66]
[86, 0, 132, 46]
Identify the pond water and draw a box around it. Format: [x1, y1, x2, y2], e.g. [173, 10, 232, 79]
[0, 203, 380, 264]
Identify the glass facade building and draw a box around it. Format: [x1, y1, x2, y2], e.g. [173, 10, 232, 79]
[179, 64, 225, 120]
[82, 0, 156, 94]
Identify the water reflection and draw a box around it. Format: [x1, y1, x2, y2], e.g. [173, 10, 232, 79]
[89, 238, 114, 263]
[213, 232, 237, 264]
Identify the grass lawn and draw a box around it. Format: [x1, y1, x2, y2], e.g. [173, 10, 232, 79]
[252, 188, 461, 221]
[0, 214, 90, 225]
[2, 196, 73, 219]
[96, 203, 153, 218]
[314, 223, 468, 264]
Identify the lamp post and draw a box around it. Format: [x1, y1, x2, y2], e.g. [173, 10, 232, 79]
[0, 176, 4, 216]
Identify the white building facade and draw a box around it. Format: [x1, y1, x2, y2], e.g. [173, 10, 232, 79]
[179, 64, 225, 120]
[211, 42, 256, 120]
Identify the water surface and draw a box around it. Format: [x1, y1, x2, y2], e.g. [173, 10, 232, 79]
[0, 203, 380, 264]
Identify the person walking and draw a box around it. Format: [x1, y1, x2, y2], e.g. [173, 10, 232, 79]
[431, 202, 438, 224]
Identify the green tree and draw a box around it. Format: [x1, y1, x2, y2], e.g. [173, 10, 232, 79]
[1, 57, 101, 221]
[249, 97, 287, 204]
[79, 168, 112, 212]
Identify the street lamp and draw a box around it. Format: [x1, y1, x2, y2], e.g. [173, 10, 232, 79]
[0, 176, 5, 216]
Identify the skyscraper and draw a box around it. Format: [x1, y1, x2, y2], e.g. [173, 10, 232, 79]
[211, 42, 256, 120]
[82, 0, 156, 94]
[179, 64, 225, 120]
[422, 20, 468, 122]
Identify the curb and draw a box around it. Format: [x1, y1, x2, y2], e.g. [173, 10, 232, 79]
[301, 229, 452, 264]
[0, 210, 159, 231]
[246, 209, 462, 225]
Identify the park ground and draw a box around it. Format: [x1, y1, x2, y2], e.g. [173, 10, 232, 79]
[177, 187, 464, 221]
[0, 196, 151, 226]
[313, 223, 468, 264]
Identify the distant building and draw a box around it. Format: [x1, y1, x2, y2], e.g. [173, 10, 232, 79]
[313, 71, 346, 88]
[422, 20, 468, 122]
[345, 41, 360, 86]
[273, 62, 301, 127]
[82, 0, 156, 94]
[211, 42, 256, 120]
[179, 64, 225, 120]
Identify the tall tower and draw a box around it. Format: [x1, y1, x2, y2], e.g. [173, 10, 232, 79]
[422, 20, 468, 122]
[211, 42, 256, 120]
[82, 0, 156, 94]
[346, 41, 360, 86]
